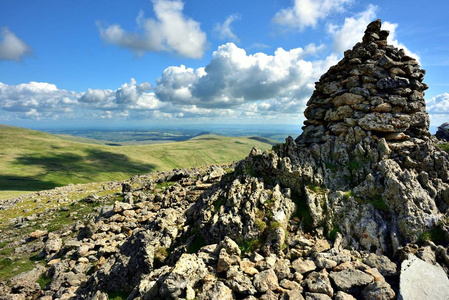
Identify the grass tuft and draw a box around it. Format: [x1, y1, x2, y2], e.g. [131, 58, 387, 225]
[239, 238, 263, 253]
[36, 272, 53, 289]
[212, 196, 226, 213]
[187, 233, 206, 254]
[418, 228, 447, 244]
[107, 291, 130, 300]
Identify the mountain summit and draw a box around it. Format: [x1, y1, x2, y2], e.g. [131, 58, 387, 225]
[2, 20, 449, 300]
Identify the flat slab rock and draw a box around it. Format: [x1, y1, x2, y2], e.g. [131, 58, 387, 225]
[329, 269, 373, 292]
[399, 255, 449, 300]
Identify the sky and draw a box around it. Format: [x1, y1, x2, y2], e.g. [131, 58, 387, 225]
[0, 0, 448, 130]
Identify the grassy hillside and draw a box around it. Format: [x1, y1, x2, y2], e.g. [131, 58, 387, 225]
[0, 125, 274, 199]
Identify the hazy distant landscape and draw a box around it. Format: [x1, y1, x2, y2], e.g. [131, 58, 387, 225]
[45, 124, 301, 145]
[0, 124, 275, 199]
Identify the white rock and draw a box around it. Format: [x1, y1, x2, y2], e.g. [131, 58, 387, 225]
[399, 255, 449, 300]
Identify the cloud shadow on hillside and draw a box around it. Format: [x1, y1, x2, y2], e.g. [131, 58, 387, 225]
[0, 175, 60, 191]
[2, 149, 156, 192]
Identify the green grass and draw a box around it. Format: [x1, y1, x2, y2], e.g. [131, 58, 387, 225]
[0, 124, 273, 199]
[307, 184, 327, 195]
[37, 272, 53, 289]
[348, 160, 361, 171]
[0, 248, 44, 281]
[212, 196, 226, 213]
[155, 181, 176, 190]
[328, 226, 340, 241]
[343, 190, 355, 200]
[418, 228, 447, 244]
[437, 143, 449, 153]
[324, 162, 337, 172]
[239, 237, 263, 253]
[368, 198, 389, 211]
[107, 291, 130, 300]
[187, 233, 206, 254]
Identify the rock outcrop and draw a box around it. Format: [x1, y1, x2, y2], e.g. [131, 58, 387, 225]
[436, 122, 449, 141]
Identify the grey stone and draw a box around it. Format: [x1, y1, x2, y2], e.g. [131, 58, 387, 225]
[334, 291, 356, 300]
[329, 269, 373, 292]
[159, 253, 208, 298]
[363, 253, 397, 276]
[227, 271, 257, 295]
[292, 258, 316, 274]
[399, 255, 449, 300]
[304, 270, 333, 297]
[274, 258, 291, 281]
[363, 281, 395, 300]
[198, 281, 234, 300]
[304, 292, 332, 300]
[253, 269, 279, 293]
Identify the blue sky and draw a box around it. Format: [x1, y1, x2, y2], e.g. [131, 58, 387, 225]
[0, 0, 448, 129]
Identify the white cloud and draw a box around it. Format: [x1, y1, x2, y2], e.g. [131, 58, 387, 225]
[427, 94, 449, 127]
[214, 14, 240, 42]
[79, 88, 114, 104]
[383, 21, 420, 60]
[97, 0, 207, 58]
[427, 93, 449, 114]
[0, 42, 337, 121]
[79, 78, 157, 109]
[0, 79, 161, 120]
[0, 28, 33, 62]
[328, 4, 377, 54]
[0, 81, 78, 116]
[155, 42, 338, 109]
[273, 0, 352, 31]
[328, 5, 420, 60]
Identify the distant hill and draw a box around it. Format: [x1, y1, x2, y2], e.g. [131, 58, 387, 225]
[0, 124, 274, 199]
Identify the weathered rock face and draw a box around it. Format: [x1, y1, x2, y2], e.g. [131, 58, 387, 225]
[436, 122, 449, 141]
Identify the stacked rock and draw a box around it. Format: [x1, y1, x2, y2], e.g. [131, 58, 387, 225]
[300, 19, 429, 145]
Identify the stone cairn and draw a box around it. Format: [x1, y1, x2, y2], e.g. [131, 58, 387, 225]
[300, 19, 429, 145]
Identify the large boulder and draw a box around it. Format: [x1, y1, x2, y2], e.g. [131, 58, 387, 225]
[399, 255, 449, 299]
[436, 122, 449, 141]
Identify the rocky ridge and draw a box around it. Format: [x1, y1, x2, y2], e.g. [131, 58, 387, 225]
[1, 20, 449, 300]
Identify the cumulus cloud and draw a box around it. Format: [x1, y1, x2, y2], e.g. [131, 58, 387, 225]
[0, 28, 33, 62]
[273, 0, 352, 31]
[383, 21, 420, 60]
[79, 88, 114, 104]
[0, 82, 78, 117]
[328, 4, 377, 54]
[0, 79, 162, 120]
[79, 79, 157, 109]
[97, 0, 207, 58]
[329, 5, 419, 60]
[214, 14, 240, 42]
[155, 42, 338, 109]
[427, 93, 449, 114]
